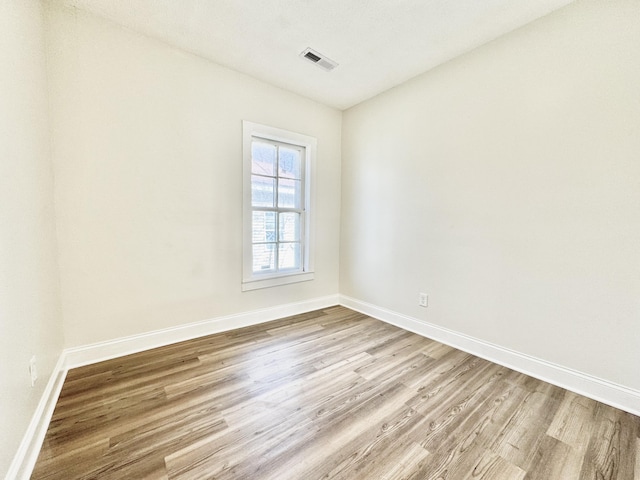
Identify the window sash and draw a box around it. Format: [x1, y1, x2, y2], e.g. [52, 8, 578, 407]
[250, 140, 305, 275]
[242, 121, 316, 290]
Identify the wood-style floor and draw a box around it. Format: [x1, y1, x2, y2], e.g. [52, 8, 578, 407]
[32, 306, 640, 479]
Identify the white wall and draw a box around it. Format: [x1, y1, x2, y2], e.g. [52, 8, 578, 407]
[45, 4, 342, 348]
[0, 1, 64, 477]
[341, 0, 640, 391]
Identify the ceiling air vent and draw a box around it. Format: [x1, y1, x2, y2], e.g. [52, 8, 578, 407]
[300, 48, 338, 72]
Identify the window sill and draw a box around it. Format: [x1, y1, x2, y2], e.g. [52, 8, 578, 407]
[241, 272, 315, 291]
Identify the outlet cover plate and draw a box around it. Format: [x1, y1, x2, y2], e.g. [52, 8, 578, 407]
[419, 293, 428, 308]
[29, 356, 37, 387]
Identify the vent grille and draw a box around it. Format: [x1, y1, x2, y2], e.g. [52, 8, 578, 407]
[304, 51, 322, 63]
[300, 48, 338, 71]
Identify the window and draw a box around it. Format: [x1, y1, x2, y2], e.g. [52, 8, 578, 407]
[242, 121, 315, 290]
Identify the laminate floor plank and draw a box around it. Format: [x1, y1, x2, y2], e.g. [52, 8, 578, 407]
[32, 306, 640, 479]
[636, 438, 640, 480]
[317, 408, 427, 480]
[489, 382, 564, 471]
[523, 434, 585, 480]
[579, 404, 638, 479]
[547, 391, 598, 450]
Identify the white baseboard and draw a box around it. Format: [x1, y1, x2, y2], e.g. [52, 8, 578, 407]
[9, 295, 340, 479]
[11, 293, 638, 479]
[340, 295, 640, 417]
[6, 353, 68, 480]
[65, 295, 340, 369]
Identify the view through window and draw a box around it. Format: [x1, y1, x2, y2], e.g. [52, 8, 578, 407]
[242, 121, 316, 290]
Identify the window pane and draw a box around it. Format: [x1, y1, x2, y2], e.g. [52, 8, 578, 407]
[279, 212, 300, 242]
[278, 178, 301, 208]
[253, 211, 277, 243]
[278, 242, 301, 270]
[253, 243, 276, 273]
[252, 141, 275, 176]
[252, 175, 275, 207]
[279, 147, 302, 179]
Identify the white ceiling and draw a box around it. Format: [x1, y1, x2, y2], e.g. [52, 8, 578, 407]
[64, 0, 574, 110]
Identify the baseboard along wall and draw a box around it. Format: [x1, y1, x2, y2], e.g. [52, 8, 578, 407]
[8, 295, 339, 480]
[64, 295, 341, 369]
[8, 293, 640, 479]
[340, 295, 640, 418]
[6, 354, 68, 480]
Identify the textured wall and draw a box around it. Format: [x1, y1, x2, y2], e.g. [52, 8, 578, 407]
[45, 4, 342, 348]
[0, 1, 64, 476]
[341, 0, 640, 390]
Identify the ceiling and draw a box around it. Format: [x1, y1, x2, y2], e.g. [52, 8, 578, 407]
[64, 0, 574, 110]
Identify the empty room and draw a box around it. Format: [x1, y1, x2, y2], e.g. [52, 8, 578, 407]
[2, 0, 639, 478]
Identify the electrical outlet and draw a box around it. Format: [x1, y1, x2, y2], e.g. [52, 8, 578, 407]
[418, 293, 428, 308]
[29, 356, 38, 387]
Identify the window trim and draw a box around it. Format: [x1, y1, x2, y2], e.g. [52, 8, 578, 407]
[242, 121, 316, 291]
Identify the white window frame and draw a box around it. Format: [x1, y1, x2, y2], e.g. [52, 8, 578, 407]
[242, 121, 316, 291]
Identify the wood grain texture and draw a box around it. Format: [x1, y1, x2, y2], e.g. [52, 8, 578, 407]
[32, 306, 640, 479]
